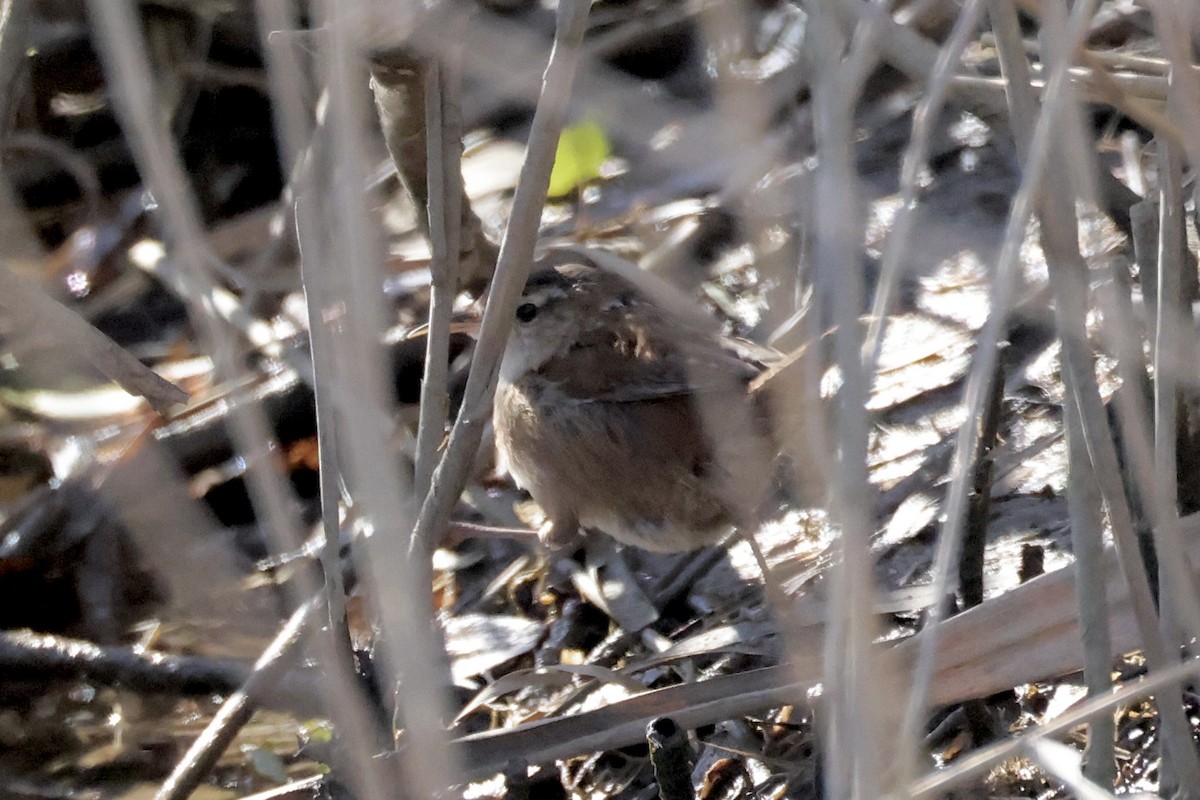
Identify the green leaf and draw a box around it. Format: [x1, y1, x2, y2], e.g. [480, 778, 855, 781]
[547, 119, 611, 199]
[300, 719, 334, 744]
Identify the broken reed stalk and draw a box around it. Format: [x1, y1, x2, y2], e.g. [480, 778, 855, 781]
[954, 342, 1006, 749]
[647, 717, 694, 800]
[0, 264, 187, 414]
[959, 343, 1006, 612]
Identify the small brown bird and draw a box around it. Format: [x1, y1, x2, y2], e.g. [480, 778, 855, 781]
[494, 259, 775, 552]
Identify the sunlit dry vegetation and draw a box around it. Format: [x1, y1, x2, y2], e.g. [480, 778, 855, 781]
[2, 0, 1200, 798]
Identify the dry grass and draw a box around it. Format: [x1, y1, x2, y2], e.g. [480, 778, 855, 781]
[2, 0, 1200, 798]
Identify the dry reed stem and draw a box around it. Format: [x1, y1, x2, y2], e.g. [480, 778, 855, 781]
[255, 4, 377, 774]
[0, 264, 187, 414]
[91, 4, 397, 799]
[407, 0, 592, 555]
[412, 54, 464, 500]
[898, 0, 1104, 778]
[806, 0, 895, 793]
[311, 1, 461, 796]
[1013, 1, 1120, 785]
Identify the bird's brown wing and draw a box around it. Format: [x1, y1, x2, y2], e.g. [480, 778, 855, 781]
[535, 312, 761, 403]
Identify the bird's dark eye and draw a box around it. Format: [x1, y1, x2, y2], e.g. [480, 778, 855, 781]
[516, 303, 539, 323]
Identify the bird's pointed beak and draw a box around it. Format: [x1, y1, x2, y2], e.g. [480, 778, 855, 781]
[405, 312, 482, 341]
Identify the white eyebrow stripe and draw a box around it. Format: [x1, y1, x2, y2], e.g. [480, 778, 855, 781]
[521, 286, 569, 307]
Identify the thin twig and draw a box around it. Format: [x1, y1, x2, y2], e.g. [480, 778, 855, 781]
[413, 60, 449, 499]
[444, 520, 539, 546]
[412, 35, 466, 499]
[155, 598, 321, 800]
[864, 0, 991, 365]
[239, 776, 327, 800]
[959, 343, 1006, 612]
